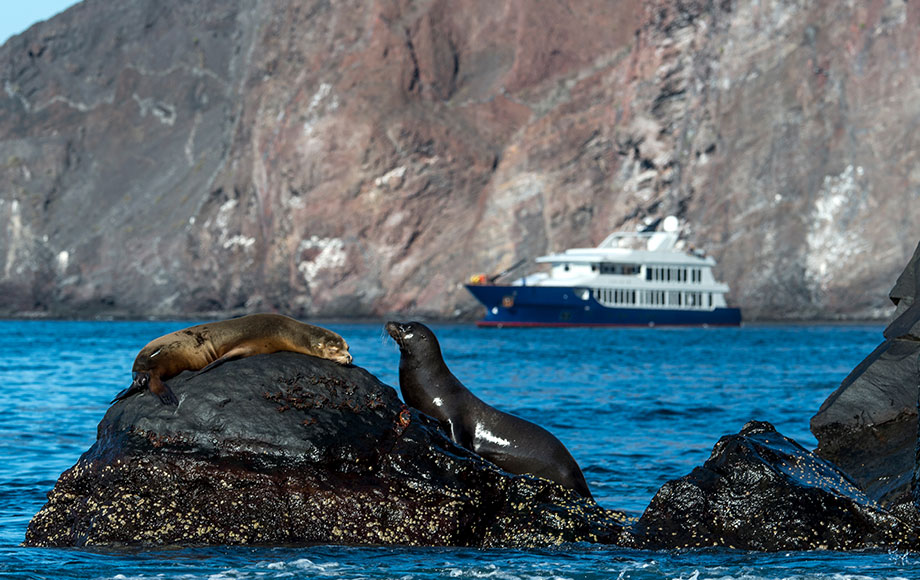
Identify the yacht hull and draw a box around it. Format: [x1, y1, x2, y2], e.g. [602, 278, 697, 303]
[465, 284, 742, 327]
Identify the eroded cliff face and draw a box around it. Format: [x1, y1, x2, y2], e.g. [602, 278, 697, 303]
[2, 0, 917, 319]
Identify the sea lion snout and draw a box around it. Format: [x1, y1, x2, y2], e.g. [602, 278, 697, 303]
[328, 346, 353, 365]
[132, 371, 150, 389]
[385, 321, 406, 342]
[386, 321, 422, 348]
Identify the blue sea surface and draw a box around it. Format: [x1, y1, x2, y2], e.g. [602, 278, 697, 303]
[1, 320, 917, 579]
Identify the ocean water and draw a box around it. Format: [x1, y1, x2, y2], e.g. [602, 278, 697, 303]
[1, 320, 917, 579]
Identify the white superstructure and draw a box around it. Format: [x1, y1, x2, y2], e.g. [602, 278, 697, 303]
[511, 217, 732, 312]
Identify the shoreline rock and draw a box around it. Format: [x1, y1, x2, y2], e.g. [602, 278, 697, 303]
[23, 352, 626, 548]
[811, 241, 920, 506]
[631, 421, 918, 551]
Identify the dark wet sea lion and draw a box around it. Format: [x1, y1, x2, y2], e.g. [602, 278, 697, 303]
[115, 314, 352, 405]
[385, 320, 593, 498]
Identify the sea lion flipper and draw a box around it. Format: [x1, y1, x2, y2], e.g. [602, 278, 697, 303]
[149, 375, 179, 406]
[447, 419, 472, 449]
[190, 346, 254, 379]
[111, 385, 136, 404]
[190, 357, 228, 378]
[157, 384, 179, 406]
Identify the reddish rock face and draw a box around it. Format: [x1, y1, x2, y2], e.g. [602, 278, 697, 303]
[0, 0, 916, 319]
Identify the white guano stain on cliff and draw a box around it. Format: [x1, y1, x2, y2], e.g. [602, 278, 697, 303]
[284, 195, 306, 210]
[215, 199, 238, 231]
[185, 111, 202, 166]
[3, 200, 22, 278]
[491, 173, 545, 211]
[297, 236, 346, 285]
[374, 166, 406, 189]
[132, 93, 177, 126]
[805, 165, 870, 292]
[56, 251, 69, 275]
[222, 235, 256, 250]
[302, 83, 339, 136]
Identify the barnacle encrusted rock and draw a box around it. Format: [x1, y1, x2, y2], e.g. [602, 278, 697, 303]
[23, 353, 626, 548]
[632, 421, 919, 551]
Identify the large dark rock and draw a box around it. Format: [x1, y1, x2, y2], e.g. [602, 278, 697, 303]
[633, 421, 919, 551]
[811, 241, 920, 506]
[23, 352, 627, 548]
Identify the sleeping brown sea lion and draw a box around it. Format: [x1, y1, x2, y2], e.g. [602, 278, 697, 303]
[114, 314, 352, 405]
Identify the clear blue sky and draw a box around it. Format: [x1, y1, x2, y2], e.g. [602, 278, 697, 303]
[1, 0, 79, 46]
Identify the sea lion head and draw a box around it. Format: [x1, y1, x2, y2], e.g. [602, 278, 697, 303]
[385, 321, 440, 356]
[315, 332, 352, 365]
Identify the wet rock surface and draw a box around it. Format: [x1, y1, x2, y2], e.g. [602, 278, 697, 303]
[811, 241, 920, 506]
[632, 421, 919, 551]
[23, 353, 626, 548]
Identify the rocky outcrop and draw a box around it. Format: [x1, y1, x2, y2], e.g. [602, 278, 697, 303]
[2, 0, 918, 320]
[811, 241, 920, 506]
[24, 350, 920, 551]
[632, 421, 918, 551]
[23, 352, 627, 548]
[633, 243, 920, 550]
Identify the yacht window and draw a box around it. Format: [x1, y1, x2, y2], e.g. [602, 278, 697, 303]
[564, 264, 570, 272]
[600, 263, 638, 275]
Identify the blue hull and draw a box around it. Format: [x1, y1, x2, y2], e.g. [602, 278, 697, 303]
[465, 284, 742, 327]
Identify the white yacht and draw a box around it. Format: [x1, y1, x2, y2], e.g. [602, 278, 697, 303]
[465, 216, 741, 327]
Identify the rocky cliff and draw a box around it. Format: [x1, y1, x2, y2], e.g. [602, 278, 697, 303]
[2, 0, 918, 319]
